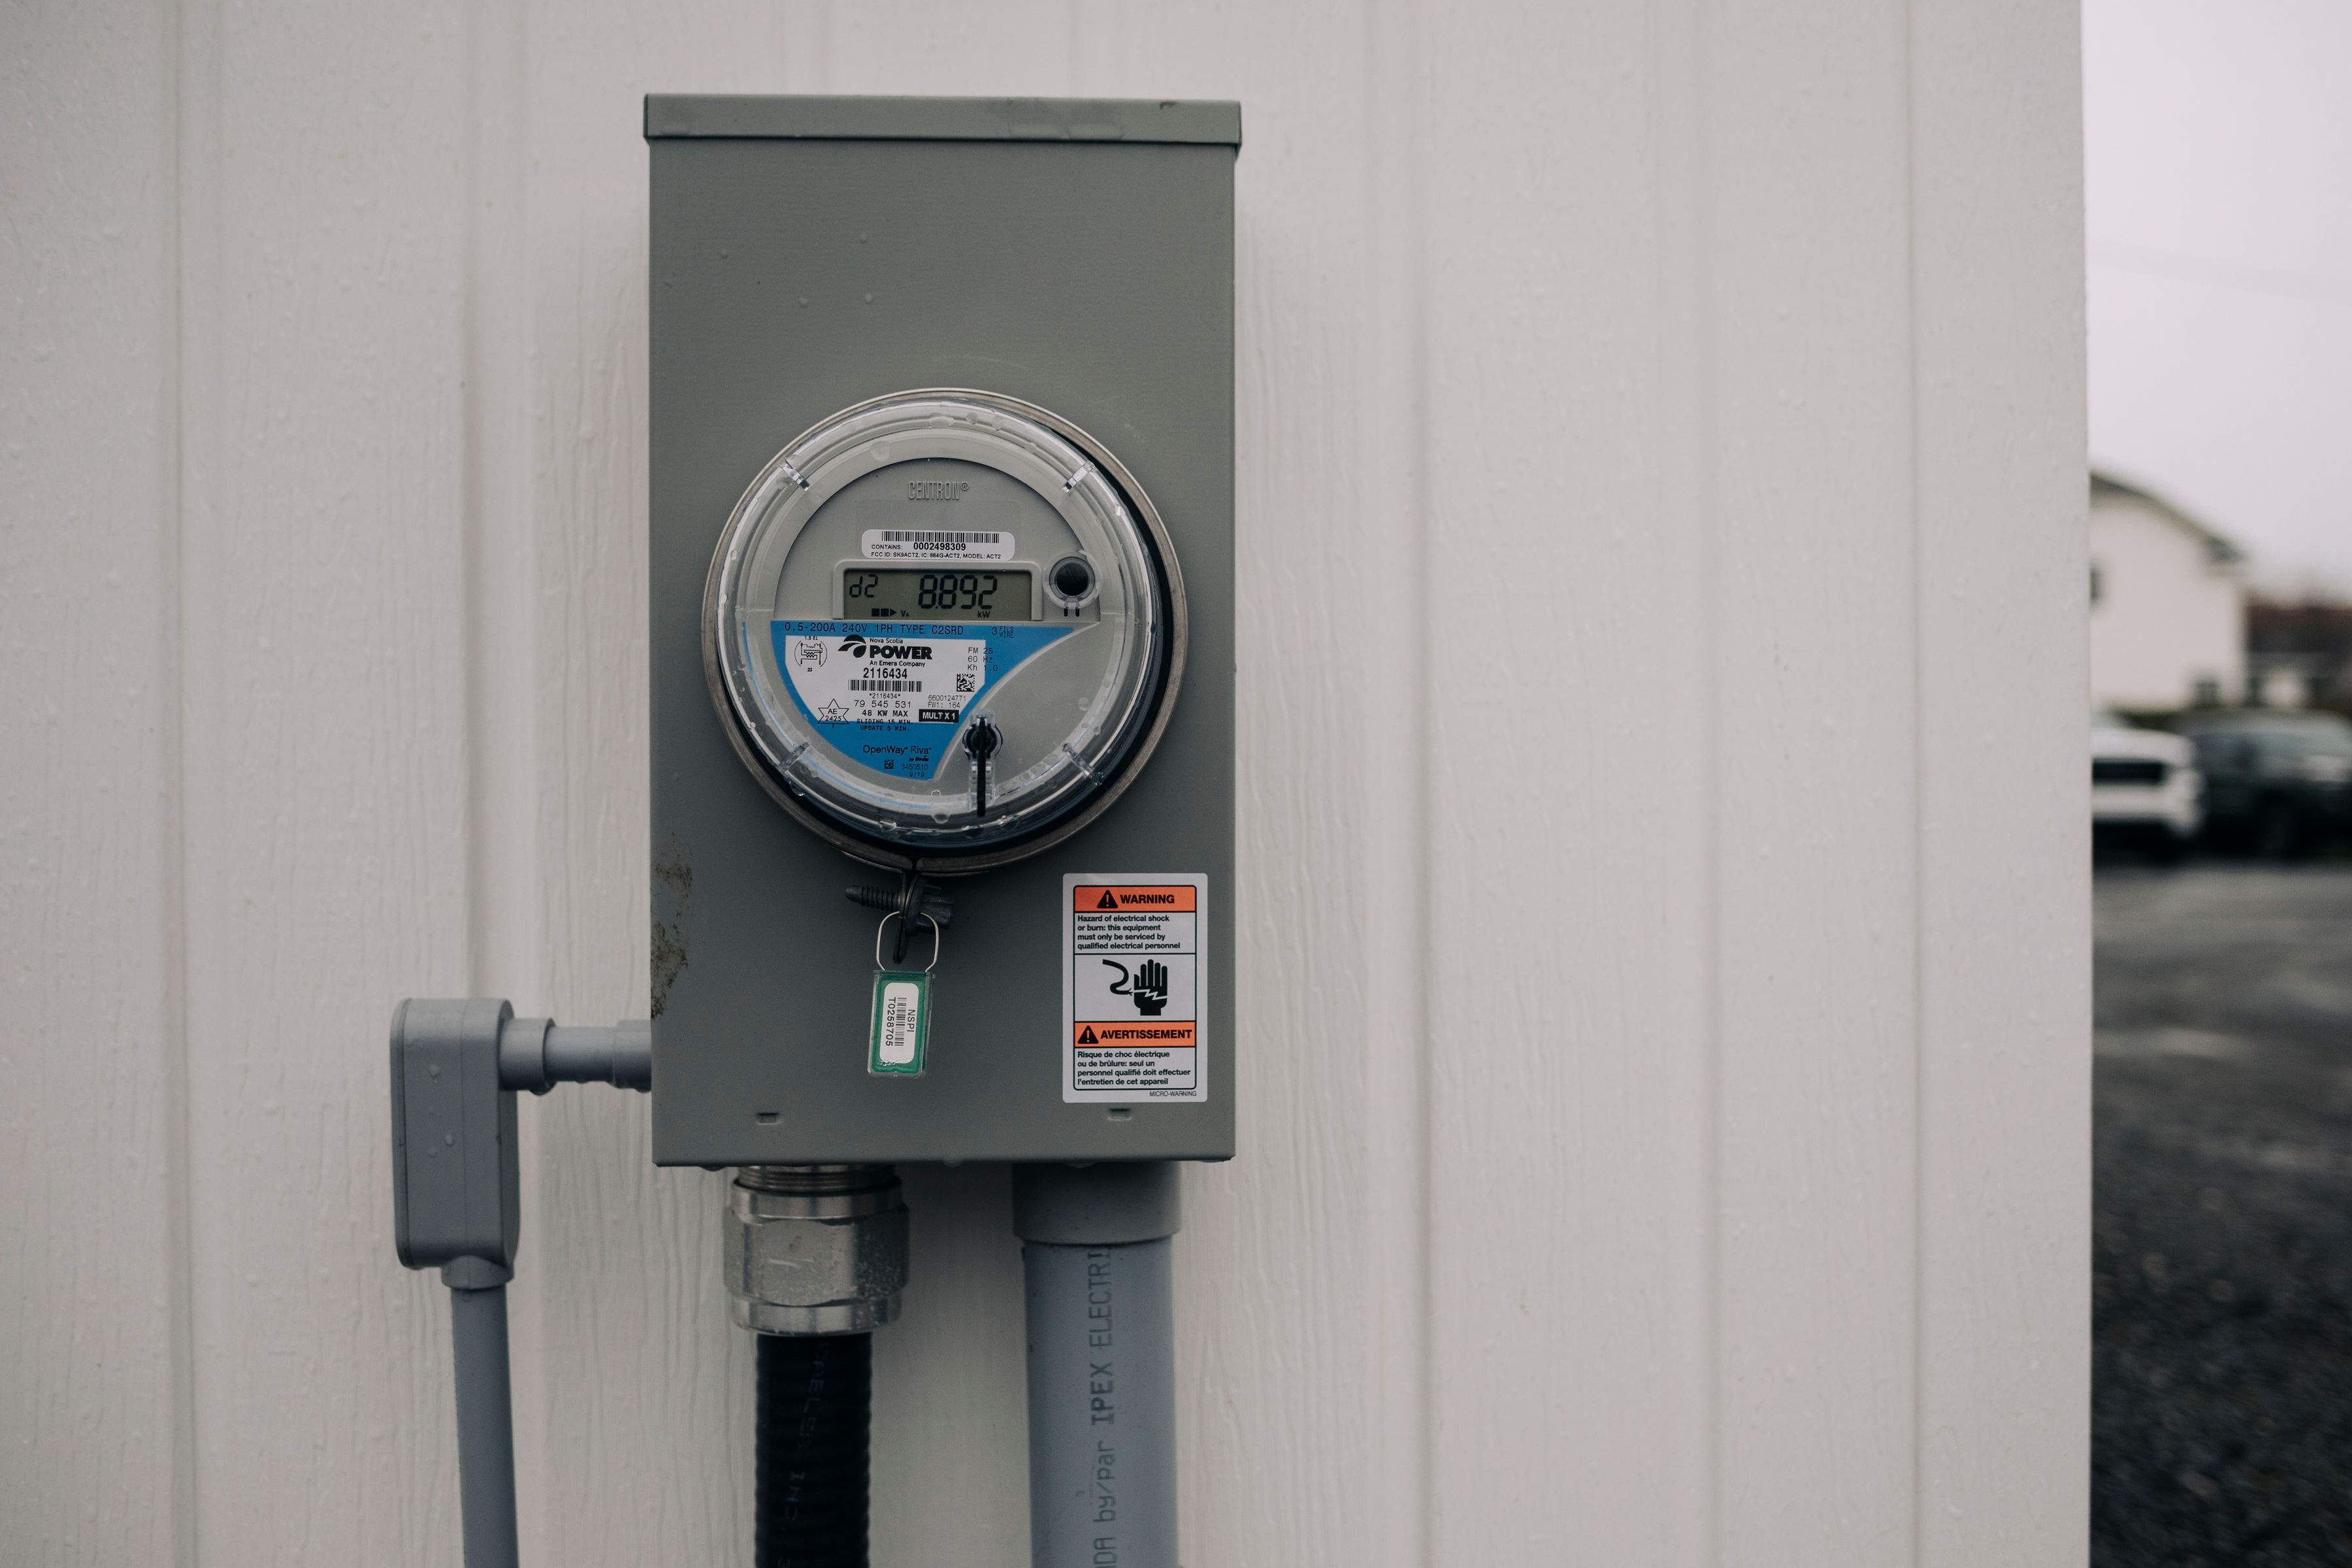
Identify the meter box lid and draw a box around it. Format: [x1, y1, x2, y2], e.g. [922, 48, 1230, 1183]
[645, 94, 1242, 146]
[647, 97, 1236, 1168]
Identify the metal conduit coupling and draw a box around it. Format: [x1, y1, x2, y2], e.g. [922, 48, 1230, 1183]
[724, 1165, 910, 1336]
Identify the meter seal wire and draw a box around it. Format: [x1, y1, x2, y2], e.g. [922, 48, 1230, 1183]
[872, 911, 941, 975]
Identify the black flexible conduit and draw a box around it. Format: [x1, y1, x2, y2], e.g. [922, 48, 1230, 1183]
[755, 1332, 872, 1568]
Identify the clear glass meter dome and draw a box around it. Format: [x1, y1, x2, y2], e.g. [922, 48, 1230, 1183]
[704, 390, 1185, 872]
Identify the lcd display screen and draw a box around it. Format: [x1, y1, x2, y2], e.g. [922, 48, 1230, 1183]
[843, 568, 1033, 621]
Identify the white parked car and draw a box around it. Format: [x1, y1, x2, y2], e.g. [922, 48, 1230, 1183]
[2092, 710, 2202, 860]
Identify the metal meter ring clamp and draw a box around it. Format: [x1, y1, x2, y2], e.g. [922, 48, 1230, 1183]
[702, 387, 1188, 875]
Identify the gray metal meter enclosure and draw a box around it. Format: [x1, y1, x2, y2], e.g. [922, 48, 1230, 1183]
[646, 96, 1238, 1167]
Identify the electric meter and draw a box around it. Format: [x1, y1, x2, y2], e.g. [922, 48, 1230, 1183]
[705, 390, 1183, 872]
[647, 94, 1235, 1168]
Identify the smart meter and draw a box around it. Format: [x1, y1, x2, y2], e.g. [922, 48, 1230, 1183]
[705, 389, 1183, 872]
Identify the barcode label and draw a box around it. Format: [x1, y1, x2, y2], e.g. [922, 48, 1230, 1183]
[849, 678, 924, 693]
[862, 528, 1013, 562]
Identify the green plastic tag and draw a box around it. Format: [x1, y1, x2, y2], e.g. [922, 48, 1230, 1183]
[868, 970, 931, 1077]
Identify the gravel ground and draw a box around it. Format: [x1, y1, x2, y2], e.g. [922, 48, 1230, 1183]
[2095, 863, 2352, 1567]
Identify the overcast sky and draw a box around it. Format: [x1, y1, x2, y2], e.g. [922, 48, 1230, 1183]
[2085, 0, 2352, 595]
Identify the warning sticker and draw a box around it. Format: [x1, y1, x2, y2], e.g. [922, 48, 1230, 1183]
[1062, 874, 1207, 1103]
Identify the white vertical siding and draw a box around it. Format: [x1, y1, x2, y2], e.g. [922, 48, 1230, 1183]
[0, 3, 2089, 1566]
[1, 7, 188, 1565]
[1418, 3, 1714, 1560]
[172, 4, 476, 1562]
[1912, 5, 2091, 1560]
[1707, 0, 1925, 1554]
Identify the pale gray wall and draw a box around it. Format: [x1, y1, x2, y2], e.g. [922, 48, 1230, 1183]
[0, 2, 2088, 1564]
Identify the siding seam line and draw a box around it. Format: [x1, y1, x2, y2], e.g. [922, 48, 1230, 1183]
[165, 0, 215, 1560]
[1903, 0, 1930, 1560]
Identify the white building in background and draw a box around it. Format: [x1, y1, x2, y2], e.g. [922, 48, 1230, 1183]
[2089, 473, 2246, 711]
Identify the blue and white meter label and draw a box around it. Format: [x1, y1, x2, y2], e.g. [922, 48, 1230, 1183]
[1062, 874, 1208, 1103]
[771, 619, 1072, 781]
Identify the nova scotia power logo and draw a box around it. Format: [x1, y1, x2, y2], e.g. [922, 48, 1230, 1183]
[838, 632, 933, 662]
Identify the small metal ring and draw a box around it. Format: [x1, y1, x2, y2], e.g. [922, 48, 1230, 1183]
[874, 911, 941, 973]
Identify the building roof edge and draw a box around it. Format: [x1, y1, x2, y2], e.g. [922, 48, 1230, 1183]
[2092, 470, 2246, 566]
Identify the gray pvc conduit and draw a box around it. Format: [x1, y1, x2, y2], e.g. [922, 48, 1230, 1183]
[447, 1270, 521, 1568]
[1013, 1162, 1181, 1568]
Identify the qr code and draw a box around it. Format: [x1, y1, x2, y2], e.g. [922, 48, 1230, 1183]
[955, 674, 977, 693]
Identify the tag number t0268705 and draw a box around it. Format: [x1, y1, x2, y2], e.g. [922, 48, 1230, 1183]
[869, 971, 930, 1077]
